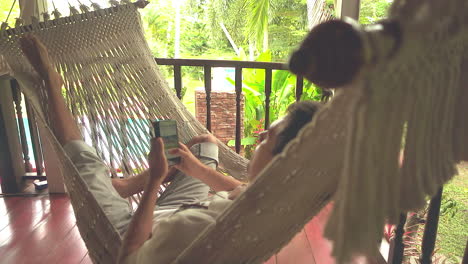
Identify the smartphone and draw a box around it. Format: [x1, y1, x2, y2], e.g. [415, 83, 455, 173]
[152, 119, 181, 165]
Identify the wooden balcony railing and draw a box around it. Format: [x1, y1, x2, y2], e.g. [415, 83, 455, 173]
[156, 58, 302, 153]
[11, 79, 45, 178]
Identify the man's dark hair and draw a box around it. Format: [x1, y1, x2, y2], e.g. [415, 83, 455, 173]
[272, 101, 322, 155]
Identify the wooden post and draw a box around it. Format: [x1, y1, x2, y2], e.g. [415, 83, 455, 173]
[37, 122, 66, 193]
[120, 113, 131, 176]
[204, 66, 212, 131]
[25, 100, 45, 175]
[295, 75, 304, 102]
[11, 80, 33, 172]
[264, 69, 272, 129]
[388, 213, 407, 264]
[174, 65, 183, 99]
[0, 77, 25, 190]
[234, 67, 242, 154]
[335, 0, 361, 20]
[420, 188, 443, 263]
[462, 239, 468, 264]
[8, 76, 66, 193]
[0, 107, 19, 193]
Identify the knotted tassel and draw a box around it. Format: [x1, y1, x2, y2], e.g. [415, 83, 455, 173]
[399, 41, 459, 212]
[79, 4, 90, 13]
[453, 54, 468, 161]
[52, 9, 62, 20]
[0, 22, 8, 31]
[109, 0, 120, 7]
[90, 2, 102, 10]
[297, 18, 406, 262]
[435, 46, 459, 185]
[15, 18, 24, 28]
[31, 16, 40, 24]
[325, 66, 406, 262]
[69, 5, 80, 16]
[42, 12, 50, 22]
[135, 0, 150, 8]
[50, 1, 61, 20]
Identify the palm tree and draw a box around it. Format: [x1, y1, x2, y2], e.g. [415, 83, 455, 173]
[209, 0, 272, 55]
[210, 0, 333, 57]
[307, 0, 335, 29]
[245, 0, 270, 52]
[173, 0, 182, 58]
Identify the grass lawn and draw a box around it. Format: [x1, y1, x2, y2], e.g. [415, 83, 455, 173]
[437, 161, 468, 263]
[181, 78, 203, 116]
[159, 66, 203, 116]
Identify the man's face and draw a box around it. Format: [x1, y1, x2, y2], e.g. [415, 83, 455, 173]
[247, 118, 286, 181]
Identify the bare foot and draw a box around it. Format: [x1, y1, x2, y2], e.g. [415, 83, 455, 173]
[19, 34, 62, 86]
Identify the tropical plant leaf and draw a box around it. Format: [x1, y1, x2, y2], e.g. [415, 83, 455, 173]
[227, 137, 258, 146]
[245, 0, 270, 51]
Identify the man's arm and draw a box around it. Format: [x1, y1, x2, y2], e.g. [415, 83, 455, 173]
[112, 167, 178, 198]
[19, 35, 81, 145]
[114, 134, 243, 197]
[118, 138, 168, 263]
[170, 143, 243, 192]
[111, 134, 213, 198]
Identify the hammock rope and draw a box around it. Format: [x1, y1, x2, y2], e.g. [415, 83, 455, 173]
[0, 0, 466, 263]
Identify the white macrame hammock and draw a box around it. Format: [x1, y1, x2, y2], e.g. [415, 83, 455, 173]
[0, 0, 467, 263]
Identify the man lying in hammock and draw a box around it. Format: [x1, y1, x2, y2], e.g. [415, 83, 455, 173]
[20, 35, 321, 264]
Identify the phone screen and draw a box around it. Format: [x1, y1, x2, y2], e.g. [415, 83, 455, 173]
[153, 120, 180, 164]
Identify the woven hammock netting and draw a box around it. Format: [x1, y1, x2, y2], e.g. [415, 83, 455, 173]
[0, 0, 467, 263]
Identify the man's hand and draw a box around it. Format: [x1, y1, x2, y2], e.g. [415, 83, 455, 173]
[169, 143, 205, 178]
[170, 142, 243, 192]
[148, 138, 168, 183]
[186, 134, 216, 148]
[19, 34, 62, 86]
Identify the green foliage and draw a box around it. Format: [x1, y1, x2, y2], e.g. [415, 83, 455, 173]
[207, 0, 246, 52]
[245, 0, 270, 51]
[301, 80, 323, 101]
[182, 21, 209, 55]
[181, 79, 203, 115]
[141, 2, 175, 58]
[440, 197, 460, 218]
[141, 0, 215, 58]
[138, 0, 394, 63]
[437, 166, 468, 263]
[138, 0, 323, 62]
[182, 0, 210, 56]
[227, 137, 257, 147]
[0, 0, 20, 25]
[268, 0, 308, 60]
[208, 0, 309, 61]
[359, 0, 393, 24]
[226, 50, 322, 157]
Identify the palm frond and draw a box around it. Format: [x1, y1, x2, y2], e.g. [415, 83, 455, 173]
[245, 0, 270, 51]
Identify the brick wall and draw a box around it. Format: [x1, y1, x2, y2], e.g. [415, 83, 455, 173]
[195, 90, 244, 148]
